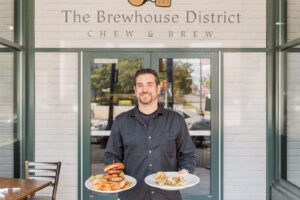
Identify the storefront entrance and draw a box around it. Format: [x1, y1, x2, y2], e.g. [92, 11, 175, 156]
[82, 50, 220, 200]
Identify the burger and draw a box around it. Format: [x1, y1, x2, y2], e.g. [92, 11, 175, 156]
[103, 163, 126, 183]
[104, 162, 125, 175]
[89, 162, 132, 191]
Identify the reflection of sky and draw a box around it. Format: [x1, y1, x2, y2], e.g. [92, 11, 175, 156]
[174, 59, 210, 89]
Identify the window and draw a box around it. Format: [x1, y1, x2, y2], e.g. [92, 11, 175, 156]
[0, 52, 15, 177]
[0, 0, 14, 42]
[280, 52, 300, 187]
[0, 0, 22, 178]
[273, 0, 300, 198]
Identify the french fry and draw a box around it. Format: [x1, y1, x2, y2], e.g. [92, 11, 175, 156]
[91, 175, 132, 191]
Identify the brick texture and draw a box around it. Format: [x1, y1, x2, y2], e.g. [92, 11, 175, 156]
[35, 53, 78, 200]
[224, 53, 266, 200]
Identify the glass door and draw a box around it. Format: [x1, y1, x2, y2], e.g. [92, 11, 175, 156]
[82, 51, 219, 200]
[151, 52, 219, 200]
[82, 52, 150, 200]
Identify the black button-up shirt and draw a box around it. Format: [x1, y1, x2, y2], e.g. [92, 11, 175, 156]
[104, 104, 196, 200]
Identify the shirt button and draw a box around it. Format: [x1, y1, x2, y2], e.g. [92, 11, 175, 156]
[148, 136, 151, 139]
[151, 191, 155, 194]
[149, 163, 152, 167]
[149, 150, 152, 154]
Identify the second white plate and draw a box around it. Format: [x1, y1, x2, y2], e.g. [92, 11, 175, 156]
[144, 171, 200, 191]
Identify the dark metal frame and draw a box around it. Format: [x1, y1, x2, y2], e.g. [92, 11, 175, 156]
[82, 51, 219, 200]
[270, 0, 300, 199]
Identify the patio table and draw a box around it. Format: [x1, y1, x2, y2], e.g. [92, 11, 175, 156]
[0, 177, 51, 200]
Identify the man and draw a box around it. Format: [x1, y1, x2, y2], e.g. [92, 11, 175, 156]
[104, 68, 196, 200]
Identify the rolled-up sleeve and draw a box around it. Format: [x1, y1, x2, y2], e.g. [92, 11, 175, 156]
[104, 118, 124, 165]
[176, 117, 196, 173]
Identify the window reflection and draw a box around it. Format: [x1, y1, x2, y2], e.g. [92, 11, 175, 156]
[0, 0, 14, 41]
[0, 53, 16, 177]
[90, 58, 141, 177]
[287, 1, 300, 42]
[158, 58, 211, 195]
[90, 58, 140, 129]
[158, 58, 211, 132]
[90, 58, 211, 195]
[283, 53, 300, 187]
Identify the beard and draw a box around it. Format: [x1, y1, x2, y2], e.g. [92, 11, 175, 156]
[138, 93, 157, 105]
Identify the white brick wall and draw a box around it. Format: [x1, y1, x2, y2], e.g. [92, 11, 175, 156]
[224, 53, 266, 200]
[35, 53, 78, 200]
[35, 0, 266, 48]
[287, 0, 300, 42]
[287, 53, 300, 187]
[0, 53, 14, 177]
[0, 0, 14, 41]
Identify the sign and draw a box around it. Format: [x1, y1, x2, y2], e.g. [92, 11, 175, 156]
[35, 0, 266, 48]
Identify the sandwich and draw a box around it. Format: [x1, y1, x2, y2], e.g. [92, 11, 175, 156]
[90, 162, 132, 191]
[103, 162, 126, 183]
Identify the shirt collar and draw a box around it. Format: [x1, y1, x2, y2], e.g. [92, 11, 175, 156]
[130, 103, 164, 117]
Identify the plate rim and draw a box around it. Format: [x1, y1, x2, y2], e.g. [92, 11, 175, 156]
[144, 171, 200, 190]
[85, 174, 137, 193]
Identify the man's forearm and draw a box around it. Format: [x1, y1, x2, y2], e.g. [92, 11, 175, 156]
[177, 154, 196, 173]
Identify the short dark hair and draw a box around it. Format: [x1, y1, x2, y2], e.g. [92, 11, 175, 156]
[134, 68, 160, 86]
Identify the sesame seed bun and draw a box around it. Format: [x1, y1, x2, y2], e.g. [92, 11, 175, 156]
[104, 163, 125, 172]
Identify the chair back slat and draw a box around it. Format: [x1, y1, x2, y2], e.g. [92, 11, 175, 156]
[29, 175, 56, 179]
[28, 169, 57, 173]
[25, 161, 61, 200]
[28, 176, 55, 182]
[28, 162, 59, 166]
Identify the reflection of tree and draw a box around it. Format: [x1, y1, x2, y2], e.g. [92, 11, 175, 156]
[115, 59, 141, 94]
[159, 60, 193, 104]
[173, 61, 193, 104]
[91, 59, 142, 103]
[91, 64, 110, 102]
[174, 62, 193, 94]
[91, 58, 193, 105]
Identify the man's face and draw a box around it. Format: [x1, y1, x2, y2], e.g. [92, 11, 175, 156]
[134, 73, 161, 105]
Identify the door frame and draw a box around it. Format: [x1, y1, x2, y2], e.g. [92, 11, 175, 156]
[82, 51, 151, 200]
[81, 50, 220, 200]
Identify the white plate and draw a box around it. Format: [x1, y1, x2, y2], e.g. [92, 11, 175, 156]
[85, 175, 137, 193]
[144, 172, 200, 191]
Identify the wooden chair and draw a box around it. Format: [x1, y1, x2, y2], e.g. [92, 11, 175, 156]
[25, 161, 61, 200]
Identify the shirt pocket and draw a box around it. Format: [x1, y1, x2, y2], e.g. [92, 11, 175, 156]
[160, 131, 177, 154]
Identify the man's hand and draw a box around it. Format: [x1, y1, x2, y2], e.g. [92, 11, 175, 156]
[178, 169, 189, 174]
